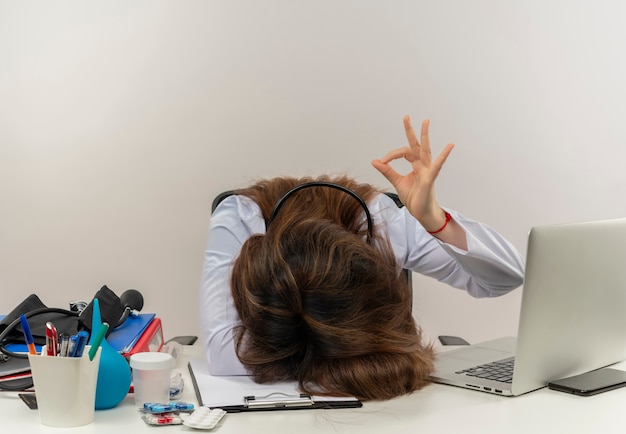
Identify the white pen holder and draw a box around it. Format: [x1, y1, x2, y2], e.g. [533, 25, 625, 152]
[28, 345, 101, 427]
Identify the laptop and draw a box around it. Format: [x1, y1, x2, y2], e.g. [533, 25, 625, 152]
[430, 218, 626, 396]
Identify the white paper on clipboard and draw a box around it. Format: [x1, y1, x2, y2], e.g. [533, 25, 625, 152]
[188, 356, 360, 408]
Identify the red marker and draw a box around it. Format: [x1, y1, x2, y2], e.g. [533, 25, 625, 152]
[45, 322, 58, 356]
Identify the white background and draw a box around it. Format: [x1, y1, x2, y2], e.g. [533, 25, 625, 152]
[1, 1, 625, 343]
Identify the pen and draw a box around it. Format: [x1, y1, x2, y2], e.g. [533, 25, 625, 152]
[46, 322, 58, 356]
[67, 334, 78, 357]
[72, 330, 89, 358]
[88, 322, 109, 361]
[19, 314, 37, 355]
[59, 334, 70, 357]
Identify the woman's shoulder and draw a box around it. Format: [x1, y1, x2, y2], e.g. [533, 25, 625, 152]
[211, 194, 265, 234]
[369, 192, 407, 219]
[213, 194, 260, 215]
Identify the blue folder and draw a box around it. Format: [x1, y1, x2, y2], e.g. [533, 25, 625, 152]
[102, 313, 156, 352]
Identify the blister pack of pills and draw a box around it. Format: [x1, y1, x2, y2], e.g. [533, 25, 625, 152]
[182, 407, 227, 430]
[141, 402, 196, 426]
[144, 401, 195, 413]
[142, 412, 183, 426]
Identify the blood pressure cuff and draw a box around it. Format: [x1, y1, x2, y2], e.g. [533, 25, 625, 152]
[0, 285, 124, 345]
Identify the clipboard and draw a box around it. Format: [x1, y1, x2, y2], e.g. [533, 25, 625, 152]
[187, 357, 362, 413]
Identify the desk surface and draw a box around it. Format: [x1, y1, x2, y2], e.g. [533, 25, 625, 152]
[2, 345, 626, 433]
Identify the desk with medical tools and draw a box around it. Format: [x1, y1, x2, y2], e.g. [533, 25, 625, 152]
[2, 344, 626, 433]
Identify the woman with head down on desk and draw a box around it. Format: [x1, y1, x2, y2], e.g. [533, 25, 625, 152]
[200, 115, 524, 401]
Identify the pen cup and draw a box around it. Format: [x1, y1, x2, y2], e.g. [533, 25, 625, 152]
[129, 352, 174, 408]
[28, 345, 101, 427]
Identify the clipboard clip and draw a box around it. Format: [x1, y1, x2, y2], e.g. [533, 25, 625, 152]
[244, 392, 314, 409]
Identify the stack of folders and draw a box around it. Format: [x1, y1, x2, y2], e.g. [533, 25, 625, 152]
[0, 355, 32, 386]
[106, 313, 163, 358]
[0, 314, 33, 388]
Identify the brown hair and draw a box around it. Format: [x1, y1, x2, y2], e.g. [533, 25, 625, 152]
[230, 175, 434, 401]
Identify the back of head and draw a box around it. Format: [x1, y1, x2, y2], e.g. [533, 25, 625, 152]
[231, 176, 434, 401]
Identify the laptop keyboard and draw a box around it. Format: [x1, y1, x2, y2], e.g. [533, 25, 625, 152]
[455, 357, 515, 383]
